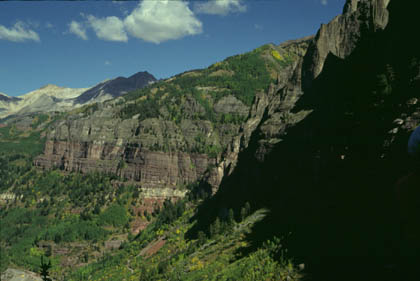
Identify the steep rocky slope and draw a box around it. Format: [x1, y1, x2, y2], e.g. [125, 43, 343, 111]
[35, 0, 399, 231]
[4, 0, 419, 279]
[35, 40, 311, 196]
[190, 0, 420, 279]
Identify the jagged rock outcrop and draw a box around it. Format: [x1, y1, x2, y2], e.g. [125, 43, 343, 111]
[191, 0, 420, 279]
[250, 0, 391, 161]
[217, 0, 392, 169]
[217, 37, 311, 176]
[302, 0, 390, 89]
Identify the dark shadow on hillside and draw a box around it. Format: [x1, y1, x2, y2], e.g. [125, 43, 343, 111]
[187, 1, 420, 280]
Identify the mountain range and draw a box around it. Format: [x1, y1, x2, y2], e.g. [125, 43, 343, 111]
[0, 71, 156, 119]
[1, 0, 419, 280]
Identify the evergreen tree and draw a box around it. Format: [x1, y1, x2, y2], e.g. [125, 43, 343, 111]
[241, 202, 251, 221]
[240, 207, 247, 222]
[210, 217, 221, 237]
[227, 208, 235, 231]
[197, 231, 207, 245]
[244, 202, 251, 215]
[40, 256, 52, 281]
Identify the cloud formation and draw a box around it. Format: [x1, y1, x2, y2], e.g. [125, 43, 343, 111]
[87, 15, 128, 42]
[0, 21, 40, 42]
[71, 0, 202, 44]
[69, 21, 88, 40]
[321, 0, 328, 5]
[124, 0, 202, 43]
[195, 0, 247, 16]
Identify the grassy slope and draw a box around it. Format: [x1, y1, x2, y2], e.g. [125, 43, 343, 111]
[69, 207, 302, 281]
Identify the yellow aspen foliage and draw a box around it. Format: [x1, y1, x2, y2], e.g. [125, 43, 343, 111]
[271, 50, 284, 61]
[189, 256, 204, 271]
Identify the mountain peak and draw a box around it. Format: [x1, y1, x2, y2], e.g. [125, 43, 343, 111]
[75, 70, 156, 104]
[40, 84, 62, 90]
[129, 71, 155, 79]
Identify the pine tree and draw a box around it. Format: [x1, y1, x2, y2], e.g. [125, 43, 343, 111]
[240, 207, 246, 222]
[209, 217, 221, 238]
[197, 231, 207, 245]
[244, 202, 251, 216]
[213, 217, 221, 236]
[40, 256, 52, 281]
[227, 208, 235, 231]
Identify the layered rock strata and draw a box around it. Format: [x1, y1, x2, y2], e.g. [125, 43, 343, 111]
[36, 0, 392, 202]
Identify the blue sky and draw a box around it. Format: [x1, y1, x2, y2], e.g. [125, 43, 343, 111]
[0, 0, 345, 96]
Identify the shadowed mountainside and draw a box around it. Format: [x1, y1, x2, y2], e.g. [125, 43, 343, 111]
[188, 0, 420, 280]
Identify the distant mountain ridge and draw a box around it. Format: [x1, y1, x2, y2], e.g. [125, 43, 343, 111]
[0, 85, 89, 118]
[0, 92, 20, 102]
[75, 71, 156, 104]
[0, 71, 156, 118]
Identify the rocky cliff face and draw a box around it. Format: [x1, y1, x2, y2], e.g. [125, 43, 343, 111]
[35, 40, 311, 196]
[191, 0, 420, 279]
[302, 0, 390, 89]
[34, 102, 227, 191]
[36, 3, 415, 265]
[219, 0, 391, 171]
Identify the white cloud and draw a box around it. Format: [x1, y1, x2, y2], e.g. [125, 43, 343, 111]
[45, 22, 54, 29]
[124, 0, 202, 44]
[87, 15, 128, 42]
[321, 0, 328, 5]
[195, 0, 247, 16]
[254, 24, 263, 30]
[0, 21, 40, 42]
[69, 21, 88, 40]
[105, 60, 111, 65]
[68, 0, 202, 44]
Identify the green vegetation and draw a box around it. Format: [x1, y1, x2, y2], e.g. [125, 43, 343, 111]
[0, 42, 308, 279]
[119, 43, 295, 122]
[0, 149, 301, 280]
[0, 152, 142, 275]
[173, 48, 272, 106]
[0, 125, 45, 155]
[98, 204, 129, 227]
[0, 111, 62, 156]
[67, 203, 301, 281]
[112, 44, 299, 158]
[31, 114, 49, 129]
